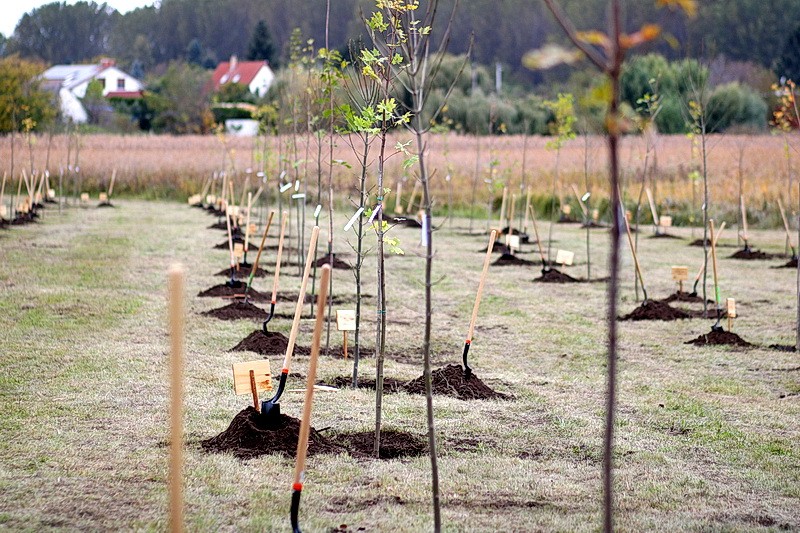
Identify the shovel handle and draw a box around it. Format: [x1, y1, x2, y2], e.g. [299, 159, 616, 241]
[623, 211, 648, 301]
[280, 226, 320, 373]
[247, 210, 275, 290]
[167, 264, 185, 533]
[527, 204, 547, 267]
[290, 265, 331, 533]
[272, 212, 289, 302]
[467, 230, 497, 342]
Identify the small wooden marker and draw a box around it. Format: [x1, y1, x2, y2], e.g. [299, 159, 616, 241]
[671, 266, 689, 293]
[80, 192, 89, 203]
[98, 192, 108, 203]
[507, 234, 521, 253]
[561, 204, 572, 216]
[335, 310, 356, 359]
[555, 249, 574, 269]
[167, 264, 185, 533]
[232, 360, 273, 411]
[726, 298, 736, 332]
[659, 215, 673, 228]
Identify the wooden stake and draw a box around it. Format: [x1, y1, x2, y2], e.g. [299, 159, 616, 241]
[523, 186, 532, 233]
[291, 265, 330, 528]
[247, 210, 275, 282]
[709, 219, 721, 308]
[167, 264, 185, 533]
[249, 369, 260, 411]
[394, 180, 403, 214]
[571, 184, 589, 218]
[692, 221, 726, 283]
[0, 172, 7, 211]
[244, 192, 253, 254]
[467, 230, 498, 343]
[527, 205, 547, 265]
[507, 194, 516, 236]
[645, 186, 659, 232]
[623, 212, 648, 300]
[343, 331, 348, 359]
[498, 186, 508, 230]
[280, 226, 320, 375]
[108, 168, 117, 197]
[740, 195, 749, 246]
[407, 180, 419, 213]
[271, 212, 289, 305]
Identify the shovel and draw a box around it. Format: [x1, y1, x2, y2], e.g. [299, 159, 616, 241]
[527, 205, 549, 273]
[289, 264, 330, 533]
[708, 219, 723, 330]
[623, 211, 648, 302]
[462, 230, 497, 378]
[261, 225, 320, 419]
[263, 211, 289, 332]
[690, 221, 726, 297]
[243, 210, 275, 299]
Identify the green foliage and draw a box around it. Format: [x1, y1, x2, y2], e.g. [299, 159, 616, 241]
[214, 82, 255, 104]
[705, 82, 768, 132]
[0, 55, 56, 132]
[246, 20, 278, 66]
[545, 93, 576, 149]
[778, 24, 800, 82]
[144, 61, 213, 134]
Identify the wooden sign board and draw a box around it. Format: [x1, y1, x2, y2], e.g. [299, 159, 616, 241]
[336, 310, 356, 331]
[726, 298, 736, 318]
[659, 215, 673, 227]
[556, 249, 574, 266]
[80, 193, 90, 202]
[561, 204, 572, 215]
[232, 360, 272, 395]
[233, 243, 244, 258]
[507, 234, 520, 252]
[98, 192, 108, 202]
[671, 266, 689, 281]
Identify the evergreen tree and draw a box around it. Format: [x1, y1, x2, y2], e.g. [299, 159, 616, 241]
[246, 20, 277, 66]
[779, 24, 800, 81]
[186, 39, 204, 66]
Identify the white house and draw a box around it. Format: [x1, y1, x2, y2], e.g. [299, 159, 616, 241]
[210, 56, 275, 97]
[42, 58, 144, 123]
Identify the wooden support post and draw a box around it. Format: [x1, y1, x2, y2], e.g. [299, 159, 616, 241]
[343, 331, 348, 359]
[167, 264, 185, 533]
[249, 369, 260, 412]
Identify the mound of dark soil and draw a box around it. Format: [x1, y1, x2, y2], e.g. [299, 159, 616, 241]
[648, 232, 682, 239]
[730, 248, 774, 260]
[619, 300, 692, 321]
[214, 240, 256, 252]
[768, 344, 797, 352]
[404, 364, 508, 400]
[321, 375, 406, 392]
[201, 407, 343, 459]
[315, 253, 350, 269]
[202, 301, 268, 320]
[689, 239, 710, 247]
[500, 227, 523, 235]
[660, 292, 709, 304]
[197, 283, 268, 301]
[276, 292, 366, 305]
[774, 258, 798, 268]
[533, 269, 579, 283]
[557, 215, 579, 224]
[208, 220, 229, 230]
[492, 254, 536, 266]
[330, 429, 427, 459]
[581, 221, 608, 229]
[215, 265, 268, 278]
[230, 330, 311, 356]
[97, 201, 115, 208]
[686, 329, 753, 347]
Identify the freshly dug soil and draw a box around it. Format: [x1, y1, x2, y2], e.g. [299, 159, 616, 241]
[580, 221, 607, 229]
[557, 215, 578, 223]
[404, 364, 509, 400]
[619, 300, 692, 321]
[500, 227, 523, 235]
[197, 283, 268, 301]
[492, 254, 536, 266]
[208, 220, 230, 230]
[686, 329, 753, 347]
[729, 248, 774, 260]
[533, 269, 579, 283]
[321, 375, 406, 392]
[774, 258, 798, 268]
[202, 301, 268, 320]
[215, 265, 268, 278]
[230, 330, 311, 356]
[201, 407, 343, 459]
[315, 253, 351, 269]
[689, 238, 711, 247]
[97, 201, 115, 208]
[660, 292, 709, 304]
[769, 344, 797, 352]
[648, 232, 682, 239]
[214, 240, 256, 252]
[329, 429, 427, 459]
[276, 292, 367, 305]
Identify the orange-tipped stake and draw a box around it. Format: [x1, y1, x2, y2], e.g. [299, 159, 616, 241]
[167, 264, 185, 533]
[290, 264, 330, 533]
[261, 225, 320, 418]
[463, 230, 497, 378]
[263, 211, 289, 332]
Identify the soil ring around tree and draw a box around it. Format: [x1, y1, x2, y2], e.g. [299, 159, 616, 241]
[214, 240, 256, 252]
[314, 253, 351, 269]
[648, 232, 682, 239]
[580, 221, 608, 229]
[768, 344, 797, 353]
[689, 239, 737, 248]
[685, 329, 754, 347]
[214, 266, 268, 278]
[533, 269, 580, 283]
[618, 300, 689, 321]
[659, 292, 713, 305]
[319, 376, 406, 392]
[208, 221, 230, 230]
[197, 283, 268, 301]
[275, 292, 369, 305]
[200, 407, 346, 460]
[230, 330, 311, 356]
[729, 248, 775, 260]
[97, 202, 115, 208]
[201, 300, 269, 321]
[773, 258, 798, 268]
[404, 364, 510, 400]
[328, 429, 427, 459]
[492, 254, 537, 267]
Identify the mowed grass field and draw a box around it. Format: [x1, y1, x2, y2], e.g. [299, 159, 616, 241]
[1, 200, 799, 532]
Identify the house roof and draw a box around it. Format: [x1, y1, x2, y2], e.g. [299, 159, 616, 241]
[211, 60, 270, 89]
[42, 64, 106, 90]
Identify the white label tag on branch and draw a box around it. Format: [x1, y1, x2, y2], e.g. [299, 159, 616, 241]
[421, 214, 429, 247]
[367, 204, 382, 226]
[279, 182, 292, 193]
[314, 204, 322, 218]
[508, 235, 520, 251]
[291, 193, 305, 200]
[344, 207, 365, 231]
[294, 180, 300, 191]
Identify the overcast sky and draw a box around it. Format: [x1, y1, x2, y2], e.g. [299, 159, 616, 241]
[0, 1, 156, 38]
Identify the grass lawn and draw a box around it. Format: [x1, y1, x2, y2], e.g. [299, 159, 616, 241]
[1, 200, 798, 532]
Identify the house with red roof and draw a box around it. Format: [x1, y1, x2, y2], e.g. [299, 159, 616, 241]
[42, 58, 144, 123]
[210, 56, 275, 98]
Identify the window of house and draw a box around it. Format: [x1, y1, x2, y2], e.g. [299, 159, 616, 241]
[97, 78, 105, 88]
[117, 78, 125, 90]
